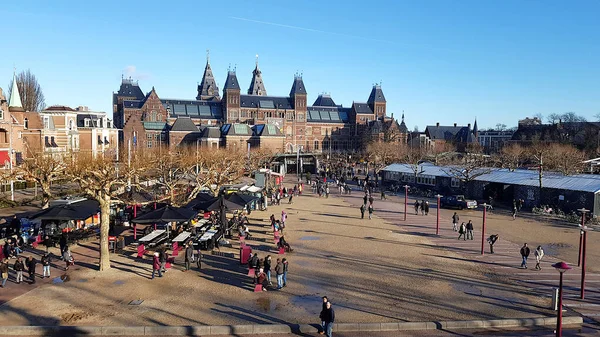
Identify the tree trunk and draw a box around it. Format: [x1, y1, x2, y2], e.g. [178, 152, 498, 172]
[98, 195, 111, 271]
[40, 181, 52, 209]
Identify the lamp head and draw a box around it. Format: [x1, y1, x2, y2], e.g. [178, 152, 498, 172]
[552, 261, 571, 273]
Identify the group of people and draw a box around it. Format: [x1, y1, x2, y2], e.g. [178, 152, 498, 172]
[269, 184, 303, 205]
[1, 252, 54, 288]
[520, 243, 545, 270]
[248, 253, 289, 290]
[359, 192, 374, 220]
[414, 200, 430, 215]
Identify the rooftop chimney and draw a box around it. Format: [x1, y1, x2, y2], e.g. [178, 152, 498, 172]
[436, 122, 440, 127]
[453, 123, 457, 127]
[468, 123, 471, 128]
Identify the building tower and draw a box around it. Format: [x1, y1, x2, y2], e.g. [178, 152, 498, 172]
[248, 55, 267, 96]
[290, 74, 308, 149]
[367, 84, 386, 120]
[197, 50, 220, 101]
[473, 118, 479, 138]
[223, 69, 241, 123]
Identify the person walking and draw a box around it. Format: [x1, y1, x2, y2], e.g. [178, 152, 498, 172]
[520, 243, 530, 269]
[319, 296, 328, 335]
[452, 212, 459, 232]
[466, 220, 474, 240]
[26, 256, 37, 284]
[159, 247, 167, 273]
[0, 259, 9, 288]
[360, 204, 365, 219]
[487, 234, 499, 254]
[363, 194, 368, 205]
[282, 258, 288, 287]
[59, 234, 67, 256]
[320, 301, 335, 337]
[414, 200, 420, 215]
[325, 186, 330, 198]
[63, 247, 74, 271]
[421, 200, 426, 215]
[458, 223, 467, 240]
[534, 245, 545, 270]
[512, 204, 517, 220]
[424, 201, 430, 215]
[368, 204, 374, 220]
[275, 258, 284, 289]
[380, 189, 386, 200]
[14, 257, 24, 284]
[41, 253, 51, 278]
[184, 243, 193, 271]
[265, 255, 273, 286]
[151, 252, 162, 279]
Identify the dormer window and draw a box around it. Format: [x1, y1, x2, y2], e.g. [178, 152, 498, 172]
[24, 118, 28, 129]
[84, 118, 91, 127]
[43, 116, 50, 129]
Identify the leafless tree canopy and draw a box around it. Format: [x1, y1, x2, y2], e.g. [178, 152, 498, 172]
[7, 69, 46, 112]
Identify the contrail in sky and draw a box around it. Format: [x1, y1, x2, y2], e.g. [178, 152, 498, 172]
[229, 16, 395, 45]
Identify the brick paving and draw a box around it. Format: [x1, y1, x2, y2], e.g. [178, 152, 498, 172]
[340, 187, 600, 324]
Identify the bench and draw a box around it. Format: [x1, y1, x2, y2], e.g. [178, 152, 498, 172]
[137, 244, 147, 259]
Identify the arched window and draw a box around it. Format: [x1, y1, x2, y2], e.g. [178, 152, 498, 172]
[151, 110, 157, 122]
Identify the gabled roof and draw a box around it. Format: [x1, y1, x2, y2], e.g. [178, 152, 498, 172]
[200, 126, 222, 139]
[352, 102, 373, 114]
[307, 107, 350, 123]
[223, 71, 240, 91]
[425, 125, 475, 143]
[253, 124, 284, 137]
[312, 94, 336, 107]
[170, 117, 199, 132]
[240, 95, 293, 110]
[289, 76, 307, 96]
[398, 114, 408, 133]
[8, 74, 23, 111]
[367, 85, 386, 104]
[114, 78, 145, 104]
[197, 61, 220, 100]
[248, 60, 267, 96]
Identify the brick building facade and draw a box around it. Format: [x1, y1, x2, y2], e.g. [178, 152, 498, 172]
[113, 57, 408, 152]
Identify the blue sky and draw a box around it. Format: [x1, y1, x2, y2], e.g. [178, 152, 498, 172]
[2, 0, 599, 130]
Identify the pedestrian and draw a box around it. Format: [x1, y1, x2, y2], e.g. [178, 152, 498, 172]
[59, 233, 67, 256]
[159, 247, 167, 273]
[282, 258, 288, 287]
[452, 212, 459, 231]
[414, 200, 420, 215]
[196, 247, 202, 270]
[275, 258, 284, 289]
[184, 243, 193, 271]
[41, 253, 51, 278]
[151, 252, 162, 279]
[380, 189, 386, 200]
[63, 246, 74, 271]
[512, 204, 517, 220]
[487, 234, 499, 254]
[255, 268, 268, 291]
[369, 195, 374, 205]
[534, 245, 544, 270]
[424, 201, 430, 215]
[520, 243, 530, 269]
[421, 200, 426, 215]
[360, 204, 365, 219]
[26, 256, 37, 284]
[466, 220, 474, 240]
[14, 256, 24, 284]
[325, 186, 330, 198]
[44, 235, 53, 253]
[319, 296, 328, 334]
[458, 223, 466, 240]
[265, 255, 273, 286]
[320, 301, 335, 337]
[363, 194, 368, 205]
[368, 204, 373, 220]
[0, 259, 9, 288]
[288, 193, 294, 204]
[281, 211, 287, 228]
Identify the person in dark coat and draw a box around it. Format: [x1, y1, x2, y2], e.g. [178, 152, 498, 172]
[452, 213, 459, 231]
[41, 253, 51, 278]
[184, 243, 193, 271]
[159, 248, 167, 273]
[44, 235, 54, 253]
[264, 255, 273, 286]
[250, 253, 259, 271]
[282, 258, 288, 287]
[275, 258, 284, 289]
[359, 204, 365, 219]
[26, 256, 37, 283]
[320, 296, 328, 334]
[59, 234, 68, 256]
[0, 259, 8, 288]
[487, 234, 499, 254]
[423, 201, 430, 215]
[320, 301, 335, 337]
[14, 257, 25, 284]
[414, 200, 420, 215]
[466, 220, 474, 240]
[520, 243, 530, 269]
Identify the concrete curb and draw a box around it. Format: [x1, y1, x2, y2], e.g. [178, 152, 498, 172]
[0, 316, 583, 335]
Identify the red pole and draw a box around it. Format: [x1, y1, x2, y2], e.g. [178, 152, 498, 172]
[404, 186, 408, 221]
[578, 231, 583, 267]
[581, 230, 587, 299]
[481, 205, 487, 255]
[436, 195, 440, 235]
[133, 205, 137, 240]
[557, 271, 564, 337]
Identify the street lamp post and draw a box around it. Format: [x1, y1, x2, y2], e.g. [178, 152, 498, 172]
[481, 203, 491, 255]
[403, 185, 409, 221]
[552, 261, 571, 337]
[436, 194, 442, 235]
[578, 208, 589, 300]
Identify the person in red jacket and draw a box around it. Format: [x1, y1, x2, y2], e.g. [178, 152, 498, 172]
[151, 252, 162, 279]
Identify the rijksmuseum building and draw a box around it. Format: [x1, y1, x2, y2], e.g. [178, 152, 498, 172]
[113, 57, 408, 153]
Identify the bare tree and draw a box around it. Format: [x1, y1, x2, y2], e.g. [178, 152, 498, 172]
[526, 140, 554, 190]
[442, 143, 491, 196]
[547, 144, 585, 176]
[426, 142, 456, 166]
[533, 113, 544, 123]
[65, 151, 148, 271]
[495, 123, 507, 131]
[401, 145, 426, 180]
[246, 147, 277, 174]
[186, 148, 246, 200]
[498, 143, 525, 171]
[7, 69, 46, 112]
[365, 141, 400, 176]
[595, 113, 600, 122]
[150, 147, 189, 206]
[547, 113, 561, 124]
[15, 151, 66, 208]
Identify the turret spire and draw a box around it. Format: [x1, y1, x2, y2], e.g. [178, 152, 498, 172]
[248, 54, 267, 96]
[9, 72, 24, 111]
[197, 51, 220, 100]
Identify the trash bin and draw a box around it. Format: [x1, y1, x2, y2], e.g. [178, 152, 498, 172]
[551, 288, 559, 310]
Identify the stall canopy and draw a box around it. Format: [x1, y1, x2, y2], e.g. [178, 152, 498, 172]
[132, 205, 198, 224]
[118, 190, 155, 205]
[185, 193, 217, 210]
[27, 200, 100, 221]
[226, 192, 260, 206]
[206, 196, 245, 212]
